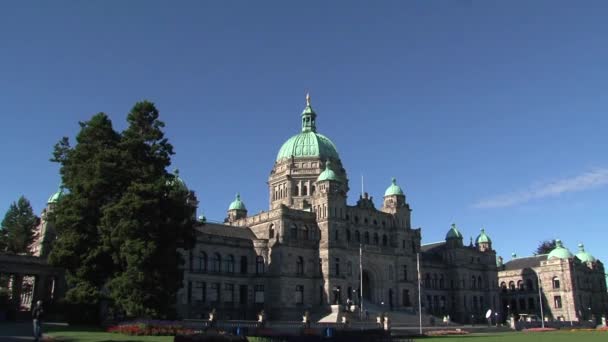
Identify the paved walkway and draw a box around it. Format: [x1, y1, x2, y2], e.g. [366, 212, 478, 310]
[0, 321, 51, 341]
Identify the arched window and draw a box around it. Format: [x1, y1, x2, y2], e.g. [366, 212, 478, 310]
[517, 280, 524, 291]
[225, 254, 235, 273]
[212, 253, 221, 272]
[296, 256, 304, 275]
[373, 233, 379, 245]
[439, 275, 445, 289]
[472, 276, 477, 289]
[478, 276, 483, 289]
[269, 224, 275, 239]
[302, 184, 308, 196]
[552, 277, 560, 289]
[302, 225, 309, 240]
[526, 279, 534, 291]
[382, 234, 388, 246]
[256, 256, 265, 274]
[509, 281, 515, 291]
[290, 224, 298, 240]
[346, 229, 351, 242]
[355, 230, 360, 242]
[364, 232, 370, 244]
[500, 282, 507, 292]
[311, 185, 315, 195]
[294, 184, 300, 196]
[198, 251, 207, 272]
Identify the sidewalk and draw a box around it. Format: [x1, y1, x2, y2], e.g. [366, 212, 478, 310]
[0, 321, 58, 341]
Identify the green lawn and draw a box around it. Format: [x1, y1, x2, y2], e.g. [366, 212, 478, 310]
[44, 326, 607, 342]
[45, 325, 172, 342]
[418, 331, 607, 342]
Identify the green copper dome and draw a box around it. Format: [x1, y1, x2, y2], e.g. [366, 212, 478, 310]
[476, 228, 492, 244]
[445, 223, 463, 240]
[276, 94, 341, 162]
[47, 185, 65, 204]
[317, 160, 341, 182]
[547, 239, 574, 260]
[576, 243, 596, 263]
[384, 177, 404, 196]
[167, 169, 188, 191]
[228, 193, 247, 211]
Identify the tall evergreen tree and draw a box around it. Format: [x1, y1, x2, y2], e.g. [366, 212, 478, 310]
[49, 113, 122, 322]
[535, 239, 556, 255]
[0, 196, 38, 254]
[49, 102, 195, 321]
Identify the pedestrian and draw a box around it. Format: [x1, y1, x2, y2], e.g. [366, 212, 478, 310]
[32, 300, 44, 341]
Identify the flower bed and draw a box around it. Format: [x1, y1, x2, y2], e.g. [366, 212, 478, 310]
[523, 327, 557, 332]
[426, 329, 469, 336]
[107, 320, 197, 336]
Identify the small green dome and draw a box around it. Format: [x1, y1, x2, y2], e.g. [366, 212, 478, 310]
[384, 177, 404, 196]
[228, 193, 247, 211]
[47, 185, 65, 204]
[167, 169, 188, 191]
[317, 160, 341, 182]
[476, 228, 492, 244]
[445, 223, 463, 240]
[576, 243, 596, 263]
[548, 239, 574, 260]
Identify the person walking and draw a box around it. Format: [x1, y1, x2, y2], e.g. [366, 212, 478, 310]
[32, 300, 44, 341]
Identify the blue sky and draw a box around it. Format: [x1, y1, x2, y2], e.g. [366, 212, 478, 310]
[1, 1, 607, 264]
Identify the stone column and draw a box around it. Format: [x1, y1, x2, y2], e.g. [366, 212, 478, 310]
[10, 274, 24, 309]
[33, 274, 48, 303]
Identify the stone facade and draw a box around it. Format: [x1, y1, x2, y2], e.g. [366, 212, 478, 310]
[176, 97, 499, 322]
[498, 252, 608, 324]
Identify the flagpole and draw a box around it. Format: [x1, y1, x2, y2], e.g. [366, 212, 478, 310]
[537, 273, 545, 328]
[417, 252, 422, 334]
[360, 244, 363, 320]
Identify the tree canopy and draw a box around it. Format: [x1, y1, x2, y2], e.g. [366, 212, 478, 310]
[0, 196, 38, 254]
[49, 101, 195, 322]
[535, 239, 556, 255]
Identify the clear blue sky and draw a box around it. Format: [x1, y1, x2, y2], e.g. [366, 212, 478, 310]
[1, 1, 607, 264]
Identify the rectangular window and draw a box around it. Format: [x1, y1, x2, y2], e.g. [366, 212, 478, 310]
[402, 265, 408, 281]
[210, 283, 220, 303]
[187, 281, 192, 303]
[554, 296, 562, 309]
[239, 285, 247, 305]
[194, 281, 206, 302]
[224, 283, 234, 303]
[335, 258, 340, 276]
[254, 285, 264, 303]
[296, 285, 304, 304]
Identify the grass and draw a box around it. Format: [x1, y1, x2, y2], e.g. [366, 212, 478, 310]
[45, 325, 172, 342]
[44, 325, 608, 342]
[417, 331, 607, 342]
